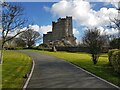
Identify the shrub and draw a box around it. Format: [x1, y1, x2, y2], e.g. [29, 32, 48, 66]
[111, 50, 120, 73]
[108, 49, 120, 73]
[108, 49, 118, 65]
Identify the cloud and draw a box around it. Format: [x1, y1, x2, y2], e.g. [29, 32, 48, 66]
[39, 25, 52, 34]
[29, 24, 52, 34]
[95, 0, 119, 8]
[105, 28, 118, 35]
[20, 27, 27, 32]
[93, 8, 118, 26]
[47, 0, 118, 28]
[51, 0, 91, 23]
[90, 0, 119, 2]
[97, 26, 118, 35]
[7, 25, 52, 38]
[29, 25, 40, 32]
[73, 28, 80, 37]
[43, 6, 51, 12]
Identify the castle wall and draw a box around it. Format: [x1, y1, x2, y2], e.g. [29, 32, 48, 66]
[52, 17, 73, 40]
[66, 16, 73, 36]
[52, 18, 66, 40]
[43, 32, 52, 44]
[43, 16, 76, 46]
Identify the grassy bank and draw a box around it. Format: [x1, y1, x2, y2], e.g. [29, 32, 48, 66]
[30, 50, 120, 86]
[2, 50, 32, 88]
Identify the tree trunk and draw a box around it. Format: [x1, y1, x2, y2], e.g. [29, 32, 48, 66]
[0, 44, 4, 64]
[52, 46, 57, 52]
[93, 58, 97, 65]
[92, 54, 98, 65]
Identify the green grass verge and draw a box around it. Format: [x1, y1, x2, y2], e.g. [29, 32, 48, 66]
[29, 50, 120, 87]
[0, 64, 2, 89]
[2, 50, 32, 88]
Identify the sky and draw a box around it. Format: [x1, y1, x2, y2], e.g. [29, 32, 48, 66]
[6, 0, 119, 44]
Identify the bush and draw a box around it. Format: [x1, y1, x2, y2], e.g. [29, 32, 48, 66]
[111, 50, 120, 73]
[108, 49, 120, 73]
[108, 49, 118, 65]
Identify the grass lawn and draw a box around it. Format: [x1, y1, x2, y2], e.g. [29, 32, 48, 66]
[0, 64, 1, 89]
[29, 50, 120, 87]
[2, 50, 32, 88]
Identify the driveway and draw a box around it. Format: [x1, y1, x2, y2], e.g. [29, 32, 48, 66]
[21, 51, 119, 89]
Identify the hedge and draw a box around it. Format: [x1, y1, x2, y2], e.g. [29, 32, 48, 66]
[108, 49, 120, 73]
[108, 49, 118, 65]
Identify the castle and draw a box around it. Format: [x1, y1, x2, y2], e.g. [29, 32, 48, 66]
[43, 16, 76, 46]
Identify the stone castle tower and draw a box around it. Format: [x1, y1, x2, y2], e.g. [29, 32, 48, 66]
[43, 16, 76, 46]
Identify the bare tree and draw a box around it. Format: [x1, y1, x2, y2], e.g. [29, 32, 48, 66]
[82, 28, 106, 64]
[107, 2, 120, 49]
[14, 38, 26, 47]
[20, 28, 41, 48]
[4, 37, 17, 50]
[110, 2, 120, 36]
[109, 16, 120, 38]
[0, 2, 27, 63]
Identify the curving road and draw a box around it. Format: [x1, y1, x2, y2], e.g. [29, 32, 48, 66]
[21, 51, 119, 89]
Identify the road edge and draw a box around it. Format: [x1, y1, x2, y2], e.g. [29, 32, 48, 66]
[65, 60, 120, 89]
[23, 58, 35, 90]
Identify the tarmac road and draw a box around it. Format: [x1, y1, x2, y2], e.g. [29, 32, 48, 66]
[21, 51, 119, 89]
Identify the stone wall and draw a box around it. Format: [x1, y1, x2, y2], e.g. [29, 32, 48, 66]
[55, 46, 109, 53]
[56, 46, 89, 52]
